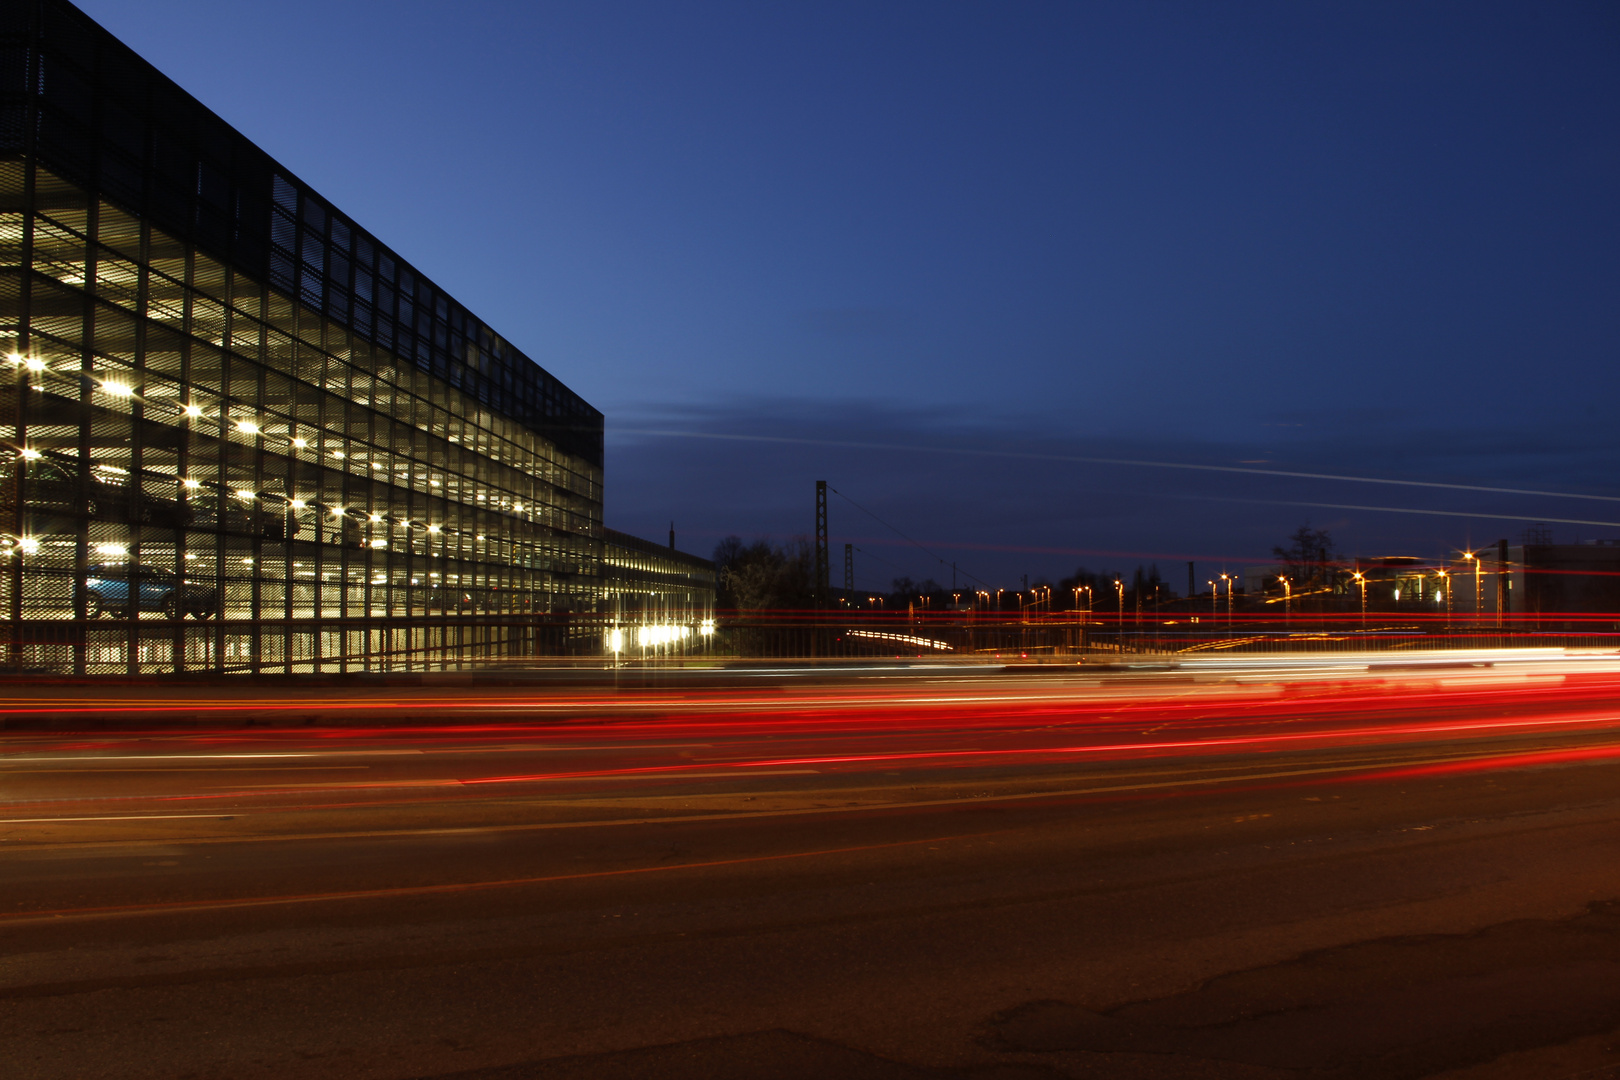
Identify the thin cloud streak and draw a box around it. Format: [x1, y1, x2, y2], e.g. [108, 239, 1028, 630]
[1184, 496, 1620, 530]
[614, 427, 1620, 505]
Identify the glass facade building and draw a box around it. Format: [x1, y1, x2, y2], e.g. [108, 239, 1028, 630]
[602, 528, 716, 656]
[0, 0, 617, 672]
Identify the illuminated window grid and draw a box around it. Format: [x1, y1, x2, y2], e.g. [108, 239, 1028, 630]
[0, 162, 604, 673]
[2, 0, 617, 670]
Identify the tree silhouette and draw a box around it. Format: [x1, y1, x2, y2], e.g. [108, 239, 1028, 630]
[1273, 524, 1336, 598]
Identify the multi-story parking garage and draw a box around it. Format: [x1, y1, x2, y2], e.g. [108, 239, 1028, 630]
[0, 0, 713, 673]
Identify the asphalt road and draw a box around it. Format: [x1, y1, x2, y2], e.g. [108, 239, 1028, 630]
[8, 652, 1620, 1079]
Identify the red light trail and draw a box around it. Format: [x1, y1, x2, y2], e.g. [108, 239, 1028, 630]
[7, 663, 1620, 824]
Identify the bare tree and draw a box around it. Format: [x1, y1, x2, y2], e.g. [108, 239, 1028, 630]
[712, 536, 815, 611]
[1273, 524, 1336, 598]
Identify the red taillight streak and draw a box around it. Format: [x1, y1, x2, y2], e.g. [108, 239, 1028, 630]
[7, 704, 1620, 809]
[0, 680, 1599, 749]
[0, 674, 1596, 725]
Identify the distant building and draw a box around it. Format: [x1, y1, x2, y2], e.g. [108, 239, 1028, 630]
[1467, 542, 1620, 626]
[602, 529, 716, 655]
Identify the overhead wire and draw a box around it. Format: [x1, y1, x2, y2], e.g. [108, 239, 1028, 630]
[615, 427, 1620, 505]
[829, 486, 994, 590]
[851, 544, 933, 590]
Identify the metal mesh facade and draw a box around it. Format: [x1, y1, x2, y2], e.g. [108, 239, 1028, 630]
[0, 0, 608, 672]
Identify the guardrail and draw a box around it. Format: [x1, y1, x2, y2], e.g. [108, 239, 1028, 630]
[0, 609, 1616, 674]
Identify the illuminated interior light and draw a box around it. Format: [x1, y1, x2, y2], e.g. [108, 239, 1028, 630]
[234, 489, 255, 500]
[331, 506, 345, 516]
[635, 624, 693, 648]
[18, 537, 37, 554]
[368, 514, 381, 523]
[24, 357, 44, 373]
[428, 524, 441, 534]
[242, 557, 254, 564]
[182, 478, 200, 489]
[101, 382, 133, 397]
[94, 543, 127, 557]
[18, 448, 39, 460]
[183, 404, 203, 418]
[289, 499, 307, 510]
[292, 437, 308, 448]
[607, 628, 624, 653]
[429, 479, 440, 486]
[372, 463, 383, 469]
[184, 552, 196, 560]
[332, 450, 344, 458]
[370, 539, 387, 548]
[5, 352, 18, 363]
[476, 535, 485, 541]
[236, 420, 260, 435]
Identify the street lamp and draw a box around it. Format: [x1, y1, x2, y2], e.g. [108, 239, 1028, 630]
[1278, 575, 1291, 625]
[1462, 551, 1481, 626]
[1220, 573, 1233, 629]
[1114, 579, 1124, 626]
[1352, 571, 1367, 626]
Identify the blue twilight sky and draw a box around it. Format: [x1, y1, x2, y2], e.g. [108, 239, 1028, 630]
[76, 1, 1620, 589]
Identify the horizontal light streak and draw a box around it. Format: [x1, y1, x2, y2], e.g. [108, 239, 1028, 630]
[0, 832, 975, 925]
[0, 813, 223, 824]
[5, 705, 1618, 813]
[611, 427, 1620, 505]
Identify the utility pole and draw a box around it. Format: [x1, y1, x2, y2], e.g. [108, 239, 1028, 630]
[814, 481, 829, 604]
[844, 543, 853, 593]
[1497, 538, 1508, 627]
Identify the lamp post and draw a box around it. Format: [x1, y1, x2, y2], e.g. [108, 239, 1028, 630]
[1463, 551, 1481, 627]
[1208, 580, 1217, 620]
[1279, 575, 1291, 625]
[1352, 571, 1367, 627]
[1221, 573, 1233, 629]
[1438, 569, 1451, 632]
[1114, 579, 1124, 626]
